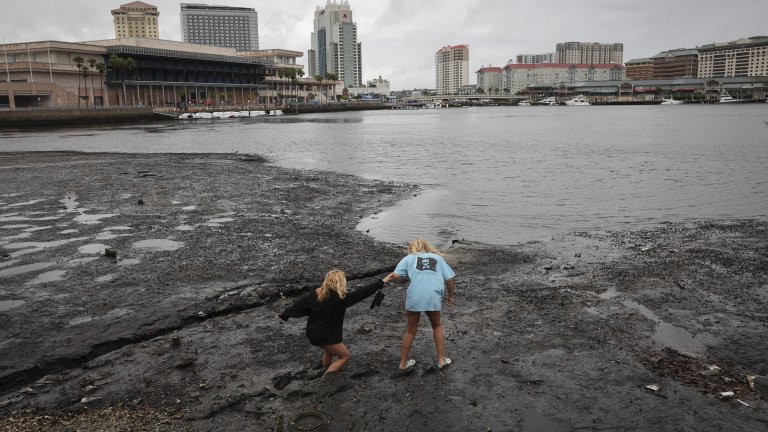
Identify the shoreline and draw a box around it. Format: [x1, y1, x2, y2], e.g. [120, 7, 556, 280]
[1, 152, 766, 431]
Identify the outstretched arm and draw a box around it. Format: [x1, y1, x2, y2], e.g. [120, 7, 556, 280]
[445, 279, 455, 305]
[278, 293, 312, 320]
[343, 277, 387, 307]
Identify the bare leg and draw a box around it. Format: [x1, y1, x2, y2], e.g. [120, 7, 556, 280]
[425, 311, 447, 366]
[321, 343, 350, 373]
[400, 311, 421, 369]
[321, 351, 333, 369]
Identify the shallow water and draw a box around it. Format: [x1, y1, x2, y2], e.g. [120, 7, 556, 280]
[1, 105, 766, 246]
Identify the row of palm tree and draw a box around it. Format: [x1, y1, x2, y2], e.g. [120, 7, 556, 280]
[72, 54, 136, 108]
[276, 67, 306, 104]
[313, 72, 339, 102]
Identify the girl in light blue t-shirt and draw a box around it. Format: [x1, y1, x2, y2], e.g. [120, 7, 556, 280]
[387, 238, 455, 374]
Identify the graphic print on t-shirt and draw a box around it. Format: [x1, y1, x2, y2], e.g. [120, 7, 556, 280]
[416, 257, 438, 272]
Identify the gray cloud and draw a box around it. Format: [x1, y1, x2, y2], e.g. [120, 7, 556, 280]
[2, 0, 766, 90]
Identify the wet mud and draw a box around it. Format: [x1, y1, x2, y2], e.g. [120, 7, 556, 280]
[1, 152, 767, 431]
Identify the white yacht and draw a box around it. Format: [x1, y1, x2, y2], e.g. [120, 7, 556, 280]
[535, 96, 559, 106]
[660, 97, 683, 105]
[719, 90, 748, 103]
[564, 95, 590, 106]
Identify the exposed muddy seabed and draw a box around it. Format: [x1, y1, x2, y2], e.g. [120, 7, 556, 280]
[0, 152, 766, 431]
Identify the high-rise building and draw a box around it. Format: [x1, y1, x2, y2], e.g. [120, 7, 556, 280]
[435, 45, 469, 95]
[697, 36, 768, 78]
[112, 2, 160, 39]
[308, 1, 362, 88]
[555, 42, 623, 65]
[516, 53, 554, 64]
[180, 3, 259, 51]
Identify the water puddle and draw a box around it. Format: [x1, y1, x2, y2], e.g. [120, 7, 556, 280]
[182, 205, 197, 211]
[175, 225, 194, 231]
[0, 215, 61, 222]
[0, 262, 55, 277]
[103, 226, 132, 231]
[74, 212, 118, 224]
[0, 259, 21, 269]
[622, 298, 709, 356]
[206, 217, 234, 224]
[78, 243, 109, 254]
[59, 193, 79, 212]
[24, 226, 53, 233]
[68, 316, 93, 326]
[58, 229, 79, 234]
[94, 231, 133, 240]
[96, 273, 117, 282]
[118, 258, 141, 266]
[0, 299, 26, 312]
[131, 239, 184, 252]
[4, 236, 89, 258]
[6, 199, 47, 208]
[27, 270, 66, 285]
[590, 287, 711, 356]
[0, 224, 33, 229]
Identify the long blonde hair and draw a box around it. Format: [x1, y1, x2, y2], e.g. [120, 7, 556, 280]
[407, 238, 441, 255]
[317, 269, 347, 302]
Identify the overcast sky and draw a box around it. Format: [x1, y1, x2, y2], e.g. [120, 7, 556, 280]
[2, 0, 766, 90]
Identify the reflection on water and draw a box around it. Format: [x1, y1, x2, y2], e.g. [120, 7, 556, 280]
[1, 106, 766, 245]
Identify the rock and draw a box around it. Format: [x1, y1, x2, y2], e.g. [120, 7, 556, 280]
[104, 248, 117, 259]
[752, 376, 768, 393]
[574, 252, 581, 258]
[80, 397, 102, 404]
[356, 325, 373, 335]
[701, 365, 722, 376]
[170, 335, 181, 348]
[137, 198, 145, 205]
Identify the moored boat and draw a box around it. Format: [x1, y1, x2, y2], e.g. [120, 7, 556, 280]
[660, 97, 683, 105]
[564, 95, 590, 106]
[719, 90, 748, 103]
[535, 96, 558, 106]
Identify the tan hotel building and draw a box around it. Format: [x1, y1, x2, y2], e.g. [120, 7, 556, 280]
[112, 1, 160, 39]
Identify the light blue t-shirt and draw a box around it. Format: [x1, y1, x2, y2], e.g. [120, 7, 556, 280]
[394, 252, 455, 312]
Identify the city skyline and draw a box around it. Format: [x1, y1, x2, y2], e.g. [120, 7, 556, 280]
[1, 0, 767, 90]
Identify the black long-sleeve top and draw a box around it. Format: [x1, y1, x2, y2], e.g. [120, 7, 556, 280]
[279, 279, 383, 346]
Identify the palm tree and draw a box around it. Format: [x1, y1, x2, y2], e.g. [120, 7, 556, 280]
[314, 74, 324, 103]
[296, 68, 305, 102]
[108, 54, 135, 105]
[72, 56, 85, 108]
[87, 58, 97, 106]
[324, 72, 338, 101]
[95, 63, 107, 106]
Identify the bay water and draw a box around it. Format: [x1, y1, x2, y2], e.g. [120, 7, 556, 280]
[1, 105, 766, 246]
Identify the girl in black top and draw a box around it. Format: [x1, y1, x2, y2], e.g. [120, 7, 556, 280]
[278, 270, 393, 374]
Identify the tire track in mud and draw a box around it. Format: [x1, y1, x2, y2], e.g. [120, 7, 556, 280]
[0, 266, 394, 396]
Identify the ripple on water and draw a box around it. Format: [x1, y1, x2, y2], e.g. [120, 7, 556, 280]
[131, 239, 184, 251]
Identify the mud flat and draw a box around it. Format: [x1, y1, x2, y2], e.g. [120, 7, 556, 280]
[1, 152, 767, 431]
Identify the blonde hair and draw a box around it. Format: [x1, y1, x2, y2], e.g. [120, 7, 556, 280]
[317, 269, 347, 302]
[407, 238, 441, 255]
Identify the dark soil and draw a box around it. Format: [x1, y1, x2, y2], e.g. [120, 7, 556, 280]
[1, 152, 766, 431]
